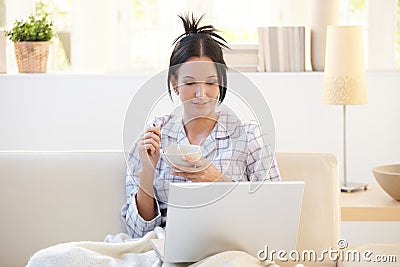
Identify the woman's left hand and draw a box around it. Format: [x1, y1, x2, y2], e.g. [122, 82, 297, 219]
[170, 157, 231, 182]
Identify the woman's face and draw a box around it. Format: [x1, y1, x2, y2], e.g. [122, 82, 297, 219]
[171, 56, 219, 119]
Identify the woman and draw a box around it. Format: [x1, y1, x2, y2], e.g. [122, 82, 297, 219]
[122, 14, 281, 238]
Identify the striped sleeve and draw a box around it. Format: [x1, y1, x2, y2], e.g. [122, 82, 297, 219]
[120, 142, 162, 238]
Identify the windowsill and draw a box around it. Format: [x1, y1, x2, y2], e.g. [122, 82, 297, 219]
[0, 70, 399, 78]
[0, 69, 400, 77]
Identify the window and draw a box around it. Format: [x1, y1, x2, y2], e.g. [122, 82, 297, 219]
[34, 0, 71, 71]
[128, 0, 373, 71]
[0, 0, 5, 28]
[127, 1, 285, 71]
[130, 0, 185, 71]
[3, 0, 400, 72]
[397, 0, 400, 66]
[341, 0, 367, 25]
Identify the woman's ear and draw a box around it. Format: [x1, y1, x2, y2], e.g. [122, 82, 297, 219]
[170, 76, 179, 95]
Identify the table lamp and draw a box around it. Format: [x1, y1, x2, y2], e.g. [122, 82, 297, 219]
[323, 25, 368, 192]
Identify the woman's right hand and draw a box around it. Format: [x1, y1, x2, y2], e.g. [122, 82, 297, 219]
[137, 125, 161, 171]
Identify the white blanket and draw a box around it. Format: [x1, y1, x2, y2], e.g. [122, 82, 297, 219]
[27, 228, 303, 267]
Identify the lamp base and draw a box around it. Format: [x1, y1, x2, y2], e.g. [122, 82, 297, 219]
[341, 182, 369, 193]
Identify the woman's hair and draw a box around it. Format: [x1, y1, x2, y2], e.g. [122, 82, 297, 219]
[167, 14, 229, 103]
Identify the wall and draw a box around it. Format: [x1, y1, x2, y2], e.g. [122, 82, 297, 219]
[1, 72, 399, 183]
[1, 71, 399, 244]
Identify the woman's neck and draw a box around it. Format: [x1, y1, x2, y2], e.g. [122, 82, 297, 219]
[183, 113, 218, 145]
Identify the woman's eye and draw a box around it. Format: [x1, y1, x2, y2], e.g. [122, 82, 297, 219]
[185, 82, 195, 86]
[206, 81, 216, 85]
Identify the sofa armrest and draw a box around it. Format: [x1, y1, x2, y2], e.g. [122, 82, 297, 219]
[276, 152, 340, 267]
[0, 151, 127, 267]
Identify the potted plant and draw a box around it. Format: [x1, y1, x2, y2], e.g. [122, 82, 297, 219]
[4, 14, 54, 73]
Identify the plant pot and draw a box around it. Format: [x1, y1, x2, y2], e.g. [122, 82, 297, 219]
[14, 41, 50, 73]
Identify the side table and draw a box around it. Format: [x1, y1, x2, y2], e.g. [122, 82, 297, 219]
[341, 183, 400, 221]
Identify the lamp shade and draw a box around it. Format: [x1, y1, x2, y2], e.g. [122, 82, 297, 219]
[323, 26, 367, 105]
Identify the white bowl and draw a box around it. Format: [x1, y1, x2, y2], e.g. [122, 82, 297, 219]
[372, 164, 400, 201]
[162, 144, 202, 167]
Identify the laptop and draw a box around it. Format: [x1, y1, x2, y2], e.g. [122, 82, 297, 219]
[150, 181, 304, 263]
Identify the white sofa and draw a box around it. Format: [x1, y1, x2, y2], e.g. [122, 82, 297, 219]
[0, 151, 340, 267]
